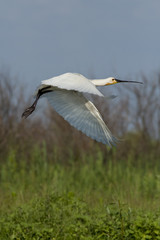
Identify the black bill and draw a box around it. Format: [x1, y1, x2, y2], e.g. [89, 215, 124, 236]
[115, 79, 143, 84]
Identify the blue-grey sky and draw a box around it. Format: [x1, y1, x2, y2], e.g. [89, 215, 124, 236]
[1, 0, 160, 91]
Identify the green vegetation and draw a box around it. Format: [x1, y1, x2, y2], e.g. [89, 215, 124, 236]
[1, 146, 160, 239]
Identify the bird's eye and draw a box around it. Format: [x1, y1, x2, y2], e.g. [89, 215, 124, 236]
[112, 78, 114, 81]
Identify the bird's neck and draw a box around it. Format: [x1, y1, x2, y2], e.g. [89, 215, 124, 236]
[90, 79, 107, 86]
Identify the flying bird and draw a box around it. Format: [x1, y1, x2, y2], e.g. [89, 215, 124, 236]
[22, 73, 142, 146]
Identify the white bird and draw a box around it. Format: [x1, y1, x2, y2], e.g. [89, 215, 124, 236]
[22, 73, 142, 146]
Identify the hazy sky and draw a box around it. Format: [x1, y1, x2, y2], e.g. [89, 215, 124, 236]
[1, 0, 160, 90]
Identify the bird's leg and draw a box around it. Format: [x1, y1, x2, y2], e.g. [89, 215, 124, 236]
[21, 93, 40, 119]
[21, 86, 52, 119]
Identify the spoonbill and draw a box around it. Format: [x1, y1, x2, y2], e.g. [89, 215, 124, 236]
[22, 73, 142, 146]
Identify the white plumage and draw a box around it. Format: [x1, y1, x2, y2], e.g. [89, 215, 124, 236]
[41, 73, 104, 97]
[46, 89, 115, 145]
[22, 72, 142, 146]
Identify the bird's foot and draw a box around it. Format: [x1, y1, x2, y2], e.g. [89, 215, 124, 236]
[21, 105, 35, 119]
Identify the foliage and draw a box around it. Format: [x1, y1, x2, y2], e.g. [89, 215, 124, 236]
[0, 148, 160, 239]
[1, 191, 160, 239]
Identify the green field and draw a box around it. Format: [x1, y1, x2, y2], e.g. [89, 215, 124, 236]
[1, 144, 160, 240]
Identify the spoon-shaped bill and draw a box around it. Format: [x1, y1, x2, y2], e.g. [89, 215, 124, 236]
[115, 79, 143, 84]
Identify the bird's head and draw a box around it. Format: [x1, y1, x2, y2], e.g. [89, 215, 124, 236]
[105, 77, 143, 86]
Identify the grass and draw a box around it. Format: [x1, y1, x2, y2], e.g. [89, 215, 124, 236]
[1, 192, 160, 240]
[1, 145, 160, 239]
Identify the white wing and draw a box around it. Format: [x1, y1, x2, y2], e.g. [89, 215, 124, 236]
[41, 73, 104, 97]
[46, 89, 116, 146]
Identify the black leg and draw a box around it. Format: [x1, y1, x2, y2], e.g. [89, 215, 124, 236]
[21, 86, 52, 119]
[21, 98, 39, 119]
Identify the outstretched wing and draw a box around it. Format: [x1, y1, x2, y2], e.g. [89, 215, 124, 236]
[46, 89, 116, 146]
[41, 73, 104, 97]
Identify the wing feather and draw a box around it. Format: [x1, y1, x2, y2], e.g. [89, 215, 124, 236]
[41, 73, 104, 97]
[46, 89, 116, 145]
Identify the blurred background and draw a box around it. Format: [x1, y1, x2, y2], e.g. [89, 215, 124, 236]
[0, 0, 160, 212]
